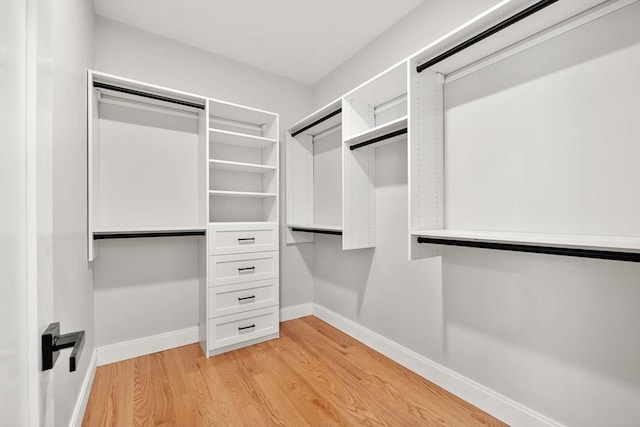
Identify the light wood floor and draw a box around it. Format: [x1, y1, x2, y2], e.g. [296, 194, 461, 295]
[83, 316, 507, 426]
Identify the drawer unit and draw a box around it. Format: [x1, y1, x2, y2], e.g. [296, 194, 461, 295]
[208, 279, 279, 318]
[208, 306, 279, 350]
[208, 222, 278, 255]
[208, 251, 278, 286]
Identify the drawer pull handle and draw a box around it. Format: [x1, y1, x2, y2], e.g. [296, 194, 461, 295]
[238, 324, 255, 331]
[238, 295, 256, 301]
[238, 266, 255, 272]
[238, 237, 255, 242]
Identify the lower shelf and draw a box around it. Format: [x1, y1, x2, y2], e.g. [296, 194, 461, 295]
[413, 229, 640, 262]
[93, 225, 206, 240]
[288, 224, 343, 235]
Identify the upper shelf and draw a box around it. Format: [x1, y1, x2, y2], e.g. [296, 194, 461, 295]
[209, 99, 277, 127]
[209, 128, 276, 149]
[344, 116, 408, 149]
[412, 229, 640, 255]
[288, 98, 342, 137]
[412, 0, 622, 78]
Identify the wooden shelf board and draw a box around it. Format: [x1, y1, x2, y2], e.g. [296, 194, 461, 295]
[344, 116, 408, 146]
[209, 190, 277, 198]
[412, 229, 640, 253]
[209, 128, 276, 148]
[209, 159, 275, 174]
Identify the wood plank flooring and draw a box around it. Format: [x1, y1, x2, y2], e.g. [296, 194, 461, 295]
[83, 316, 507, 426]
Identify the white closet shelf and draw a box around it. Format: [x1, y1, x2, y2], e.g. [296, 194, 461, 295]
[208, 159, 276, 174]
[288, 224, 343, 232]
[289, 98, 341, 137]
[209, 221, 277, 226]
[93, 225, 206, 235]
[344, 116, 408, 147]
[411, 229, 640, 254]
[209, 190, 277, 198]
[209, 128, 276, 148]
[209, 100, 276, 127]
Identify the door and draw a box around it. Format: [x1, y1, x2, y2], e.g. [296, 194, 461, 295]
[0, 1, 55, 425]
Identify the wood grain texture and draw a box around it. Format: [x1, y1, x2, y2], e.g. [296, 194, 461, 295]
[83, 316, 507, 426]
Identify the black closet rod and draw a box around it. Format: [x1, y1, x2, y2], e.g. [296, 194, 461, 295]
[416, 237, 640, 263]
[291, 108, 342, 137]
[93, 82, 205, 110]
[416, 0, 558, 73]
[349, 128, 407, 151]
[292, 227, 343, 236]
[94, 231, 206, 240]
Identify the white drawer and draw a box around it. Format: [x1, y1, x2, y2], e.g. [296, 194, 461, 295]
[208, 251, 279, 286]
[208, 306, 279, 350]
[208, 222, 278, 255]
[208, 279, 279, 318]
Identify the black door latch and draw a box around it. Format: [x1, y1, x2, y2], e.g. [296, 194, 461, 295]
[42, 322, 85, 372]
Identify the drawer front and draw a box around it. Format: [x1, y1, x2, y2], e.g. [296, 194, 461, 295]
[209, 251, 278, 286]
[208, 223, 278, 255]
[208, 279, 279, 318]
[208, 306, 279, 350]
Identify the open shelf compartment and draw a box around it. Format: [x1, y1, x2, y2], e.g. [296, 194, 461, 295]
[208, 99, 278, 140]
[286, 99, 343, 245]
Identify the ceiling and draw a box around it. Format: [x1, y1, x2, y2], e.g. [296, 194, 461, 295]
[93, 0, 424, 85]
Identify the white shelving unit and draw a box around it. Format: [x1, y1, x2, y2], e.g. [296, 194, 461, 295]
[208, 99, 278, 224]
[408, 0, 640, 261]
[206, 98, 280, 356]
[342, 61, 408, 250]
[87, 71, 208, 260]
[88, 71, 281, 357]
[285, 98, 343, 244]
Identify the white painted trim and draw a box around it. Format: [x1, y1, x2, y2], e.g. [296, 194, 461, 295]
[312, 304, 563, 427]
[69, 350, 97, 427]
[280, 303, 313, 321]
[96, 327, 199, 366]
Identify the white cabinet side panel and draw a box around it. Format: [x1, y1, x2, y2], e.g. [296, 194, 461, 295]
[409, 67, 444, 259]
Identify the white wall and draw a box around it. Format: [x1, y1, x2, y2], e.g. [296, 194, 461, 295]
[50, 1, 96, 425]
[314, 0, 501, 108]
[311, 1, 640, 426]
[93, 17, 314, 348]
[0, 1, 30, 425]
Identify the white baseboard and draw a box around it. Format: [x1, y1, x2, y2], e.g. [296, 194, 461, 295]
[280, 303, 313, 321]
[69, 349, 97, 427]
[96, 326, 199, 366]
[312, 304, 562, 427]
